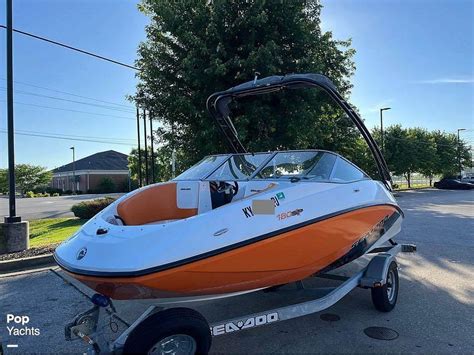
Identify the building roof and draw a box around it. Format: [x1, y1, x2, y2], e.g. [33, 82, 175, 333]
[53, 150, 129, 173]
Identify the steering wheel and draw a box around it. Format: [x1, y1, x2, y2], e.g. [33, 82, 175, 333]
[217, 181, 239, 197]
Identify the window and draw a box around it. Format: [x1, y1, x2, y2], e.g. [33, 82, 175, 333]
[207, 153, 271, 180]
[175, 155, 229, 180]
[331, 158, 367, 182]
[306, 153, 337, 180]
[256, 151, 336, 180]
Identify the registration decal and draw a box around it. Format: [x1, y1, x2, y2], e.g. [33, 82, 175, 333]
[242, 192, 287, 218]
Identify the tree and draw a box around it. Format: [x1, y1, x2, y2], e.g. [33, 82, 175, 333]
[408, 128, 436, 186]
[458, 140, 472, 177]
[0, 164, 52, 194]
[383, 125, 417, 187]
[135, 0, 356, 170]
[376, 126, 468, 185]
[431, 131, 459, 178]
[128, 146, 187, 184]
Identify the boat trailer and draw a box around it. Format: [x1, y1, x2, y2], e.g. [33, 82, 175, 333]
[65, 242, 416, 354]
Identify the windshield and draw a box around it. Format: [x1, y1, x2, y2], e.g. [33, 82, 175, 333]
[174, 155, 229, 180]
[207, 153, 271, 180]
[256, 151, 337, 180]
[175, 150, 368, 182]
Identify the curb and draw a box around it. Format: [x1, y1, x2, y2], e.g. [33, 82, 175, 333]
[0, 253, 55, 274]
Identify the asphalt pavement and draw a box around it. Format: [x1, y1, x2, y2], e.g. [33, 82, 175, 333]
[0, 193, 123, 220]
[0, 189, 473, 354]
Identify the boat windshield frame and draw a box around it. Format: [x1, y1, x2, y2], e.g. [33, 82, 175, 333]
[174, 149, 370, 183]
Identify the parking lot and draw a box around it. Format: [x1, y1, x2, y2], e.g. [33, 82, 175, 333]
[0, 189, 473, 354]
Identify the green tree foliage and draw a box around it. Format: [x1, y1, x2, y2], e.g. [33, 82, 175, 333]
[0, 164, 52, 194]
[135, 0, 356, 168]
[128, 146, 187, 184]
[382, 126, 470, 186]
[430, 131, 456, 179]
[459, 140, 472, 175]
[383, 125, 417, 187]
[409, 128, 436, 186]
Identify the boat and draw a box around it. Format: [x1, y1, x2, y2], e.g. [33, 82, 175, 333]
[54, 73, 403, 301]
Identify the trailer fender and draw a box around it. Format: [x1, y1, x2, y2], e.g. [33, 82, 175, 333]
[360, 253, 396, 288]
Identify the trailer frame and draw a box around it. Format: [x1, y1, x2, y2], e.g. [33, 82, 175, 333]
[65, 242, 416, 354]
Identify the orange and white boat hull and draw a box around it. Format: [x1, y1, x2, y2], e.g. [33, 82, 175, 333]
[57, 198, 402, 300]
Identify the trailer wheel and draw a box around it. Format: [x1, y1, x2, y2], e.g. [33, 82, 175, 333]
[371, 261, 399, 312]
[123, 307, 211, 355]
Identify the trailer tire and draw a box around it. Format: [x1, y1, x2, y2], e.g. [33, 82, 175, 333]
[123, 307, 211, 355]
[371, 261, 399, 312]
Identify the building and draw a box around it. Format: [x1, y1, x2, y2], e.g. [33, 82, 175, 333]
[51, 150, 130, 193]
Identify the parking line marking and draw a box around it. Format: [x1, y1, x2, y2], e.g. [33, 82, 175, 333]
[7, 344, 19, 348]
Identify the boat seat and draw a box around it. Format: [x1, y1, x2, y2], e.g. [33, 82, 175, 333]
[116, 182, 198, 226]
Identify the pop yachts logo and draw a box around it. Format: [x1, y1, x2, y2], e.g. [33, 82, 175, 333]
[211, 312, 279, 336]
[6, 314, 40, 336]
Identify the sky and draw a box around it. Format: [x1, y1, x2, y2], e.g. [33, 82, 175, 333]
[0, 0, 473, 169]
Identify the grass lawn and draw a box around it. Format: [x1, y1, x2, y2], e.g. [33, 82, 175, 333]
[29, 218, 87, 248]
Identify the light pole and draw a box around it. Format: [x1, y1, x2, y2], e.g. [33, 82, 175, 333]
[149, 110, 155, 184]
[1, 0, 28, 256]
[143, 108, 149, 185]
[457, 128, 466, 179]
[380, 107, 391, 155]
[136, 106, 142, 187]
[5, 0, 20, 223]
[70, 147, 76, 193]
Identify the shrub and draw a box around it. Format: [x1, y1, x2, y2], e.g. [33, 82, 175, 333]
[32, 187, 44, 194]
[25, 191, 35, 198]
[64, 190, 73, 195]
[76, 190, 83, 195]
[71, 197, 116, 219]
[46, 187, 62, 195]
[97, 177, 115, 193]
[52, 192, 60, 197]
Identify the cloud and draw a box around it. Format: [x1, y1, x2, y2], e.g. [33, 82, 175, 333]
[415, 77, 474, 84]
